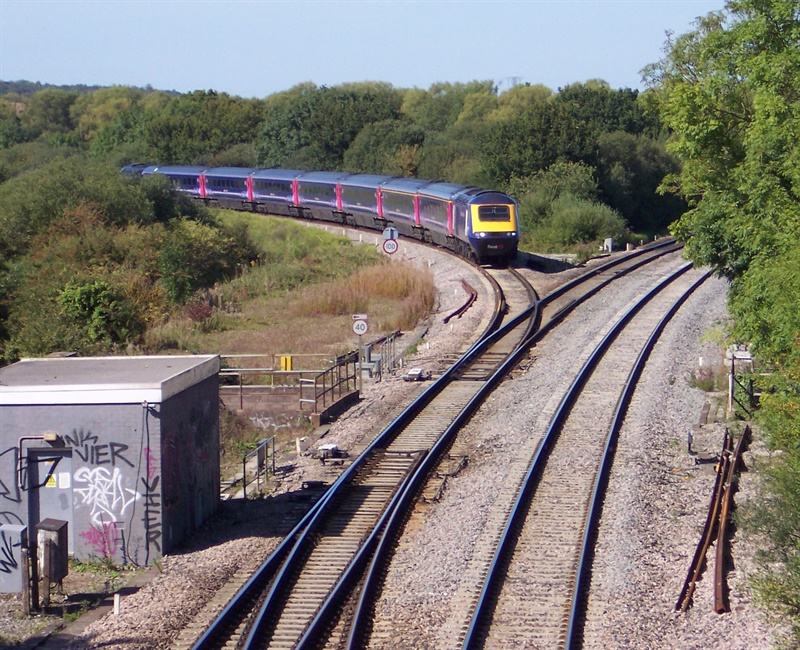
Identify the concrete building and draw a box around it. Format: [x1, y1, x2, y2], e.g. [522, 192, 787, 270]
[0, 355, 220, 573]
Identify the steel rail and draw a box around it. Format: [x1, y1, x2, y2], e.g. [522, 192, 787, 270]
[714, 425, 749, 614]
[462, 262, 700, 650]
[191, 240, 680, 650]
[675, 431, 731, 614]
[190, 263, 513, 650]
[242, 271, 539, 648]
[342, 248, 687, 649]
[565, 269, 712, 648]
[443, 280, 480, 324]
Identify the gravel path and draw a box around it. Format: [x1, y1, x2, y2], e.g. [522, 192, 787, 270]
[0, 242, 775, 650]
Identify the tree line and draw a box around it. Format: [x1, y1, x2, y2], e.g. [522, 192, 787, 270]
[0, 77, 685, 253]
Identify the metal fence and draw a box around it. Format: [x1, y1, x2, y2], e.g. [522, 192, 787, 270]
[299, 351, 359, 412]
[241, 436, 275, 498]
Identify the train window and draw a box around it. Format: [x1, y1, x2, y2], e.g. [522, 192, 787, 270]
[383, 192, 414, 216]
[300, 182, 335, 202]
[478, 205, 511, 221]
[342, 187, 376, 207]
[419, 198, 447, 224]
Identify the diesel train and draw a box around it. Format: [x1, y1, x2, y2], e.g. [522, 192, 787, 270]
[121, 164, 520, 264]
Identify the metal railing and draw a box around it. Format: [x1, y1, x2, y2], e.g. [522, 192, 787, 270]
[242, 437, 275, 498]
[300, 351, 359, 412]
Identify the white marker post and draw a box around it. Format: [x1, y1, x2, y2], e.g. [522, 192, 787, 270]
[352, 315, 368, 393]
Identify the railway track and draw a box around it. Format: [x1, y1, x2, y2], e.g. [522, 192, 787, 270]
[461, 263, 712, 650]
[188, 241, 682, 650]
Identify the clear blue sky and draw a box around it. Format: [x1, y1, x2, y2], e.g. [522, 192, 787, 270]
[1, 0, 725, 98]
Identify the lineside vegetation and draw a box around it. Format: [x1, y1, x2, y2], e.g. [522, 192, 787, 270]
[647, 0, 800, 641]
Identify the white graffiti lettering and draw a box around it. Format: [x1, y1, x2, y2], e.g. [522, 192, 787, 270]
[74, 466, 140, 526]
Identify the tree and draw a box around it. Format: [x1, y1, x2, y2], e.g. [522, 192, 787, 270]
[256, 83, 402, 170]
[342, 119, 424, 176]
[481, 99, 595, 184]
[595, 131, 685, 234]
[400, 81, 495, 133]
[18, 88, 79, 137]
[646, 0, 800, 280]
[142, 90, 264, 164]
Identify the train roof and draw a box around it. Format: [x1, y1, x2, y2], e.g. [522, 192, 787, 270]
[204, 167, 258, 178]
[251, 169, 305, 181]
[297, 171, 352, 184]
[463, 189, 516, 204]
[380, 178, 434, 194]
[146, 165, 207, 176]
[120, 163, 150, 175]
[419, 181, 477, 201]
[340, 174, 394, 189]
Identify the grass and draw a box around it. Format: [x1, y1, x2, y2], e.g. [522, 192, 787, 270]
[154, 211, 438, 479]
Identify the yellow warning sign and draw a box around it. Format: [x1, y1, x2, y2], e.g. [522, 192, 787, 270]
[46, 474, 57, 488]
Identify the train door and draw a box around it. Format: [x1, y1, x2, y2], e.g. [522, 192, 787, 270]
[27, 449, 74, 554]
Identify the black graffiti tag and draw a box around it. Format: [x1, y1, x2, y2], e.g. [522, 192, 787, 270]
[65, 429, 134, 467]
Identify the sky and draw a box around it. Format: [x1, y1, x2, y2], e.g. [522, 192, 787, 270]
[0, 0, 726, 98]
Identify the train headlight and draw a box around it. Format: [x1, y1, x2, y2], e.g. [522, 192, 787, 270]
[474, 232, 487, 238]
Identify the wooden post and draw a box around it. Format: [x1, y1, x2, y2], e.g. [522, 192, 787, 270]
[29, 540, 39, 612]
[21, 546, 30, 617]
[728, 356, 735, 414]
[41, 538, 51, 608]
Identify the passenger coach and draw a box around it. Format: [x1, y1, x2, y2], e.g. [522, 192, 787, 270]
[124, 165, 519, 264]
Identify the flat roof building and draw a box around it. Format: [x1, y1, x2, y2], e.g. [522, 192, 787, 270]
[0, 355, 220, 570]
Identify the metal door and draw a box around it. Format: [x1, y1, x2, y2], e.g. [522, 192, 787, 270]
[27, 449, 74, 554]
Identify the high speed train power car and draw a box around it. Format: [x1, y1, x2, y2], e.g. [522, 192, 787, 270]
[122, 165, 519, 264]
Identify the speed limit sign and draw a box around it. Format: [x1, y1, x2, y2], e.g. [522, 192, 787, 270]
[383, 239, 399, 255]
[352, 319, 368, 336]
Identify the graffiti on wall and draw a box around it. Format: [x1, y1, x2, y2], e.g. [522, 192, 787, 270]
[0, 513, 24, 576]
[73, 466, 139, 527]
[66, 429, 134, 468]
[66, 429, 141, 563]
[79, 521, 120, 560]
[0, 447, 20, 504]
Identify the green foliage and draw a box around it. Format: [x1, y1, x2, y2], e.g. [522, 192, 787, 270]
[649, 1, 800, 280]
[256, 83, 402, 169]
[401, 81, 496, 133]
[342, 119, 424, 176]
[729, 245, 800, 367]
[541, 195, 627, 247]
[142, 90, 264, 164]
[19, 88, 79, 137]
[0, 156, 160, 258]
[647, 2, 800, 640]
[482, 100, 594, 185]
[60, 278, 144, 344]
[595, 131, 685, 234]
[158, 218, 258, 303]
[746, 362, 800, 645]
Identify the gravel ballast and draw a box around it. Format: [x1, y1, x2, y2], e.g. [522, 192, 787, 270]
[0, 243, 776, 649]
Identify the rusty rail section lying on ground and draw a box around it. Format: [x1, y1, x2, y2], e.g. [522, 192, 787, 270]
[443, 280, 479, 323]
[676, 425, 750, 614]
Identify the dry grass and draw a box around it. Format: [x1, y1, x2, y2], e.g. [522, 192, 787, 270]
[140, 216, 439, 474]
[291, 261, 436, 332]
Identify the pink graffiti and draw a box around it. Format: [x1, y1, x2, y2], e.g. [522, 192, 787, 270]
[144, 447, 158, 482]
[79, 522, 119, 560]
